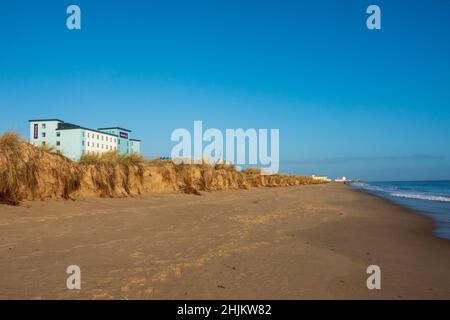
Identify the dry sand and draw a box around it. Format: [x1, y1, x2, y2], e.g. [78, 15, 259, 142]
[0, 183, 449, 299]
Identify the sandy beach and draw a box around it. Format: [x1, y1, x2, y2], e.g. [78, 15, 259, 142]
[0, 183, 449, 300]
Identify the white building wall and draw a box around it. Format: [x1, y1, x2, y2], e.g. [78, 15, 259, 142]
[83, 130, 118, 155]
[29, 120, 63, 148]
[57, 128, 83, 160]
[130, 140, 140, 153]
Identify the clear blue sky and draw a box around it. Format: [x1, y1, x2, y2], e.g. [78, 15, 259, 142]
[1, 0, 449, 181]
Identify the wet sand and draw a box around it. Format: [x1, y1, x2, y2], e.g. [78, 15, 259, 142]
[0, 183, 449, 299]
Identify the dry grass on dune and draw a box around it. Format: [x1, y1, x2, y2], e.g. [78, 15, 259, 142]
[78, 151, 145, 197]
[0, 131, 327, 205]
[0, 132, 33, 205]
[36, 143, 57, 154]
[214, 162, 237, 171]
[0, 132, 81, 205]
[145, 157, 170, 167]
[79, 151, 144, 167]
[241, 167, 262, 175]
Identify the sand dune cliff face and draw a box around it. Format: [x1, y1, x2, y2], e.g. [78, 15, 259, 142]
[0, 136, 324, 204]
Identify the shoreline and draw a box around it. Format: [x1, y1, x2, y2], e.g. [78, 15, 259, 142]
[348, 183, 450, 241]
[348, 185, 438, 238]
[1, 183, 450, 299]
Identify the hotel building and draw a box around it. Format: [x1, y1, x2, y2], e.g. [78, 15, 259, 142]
[29, 119, 141, 160]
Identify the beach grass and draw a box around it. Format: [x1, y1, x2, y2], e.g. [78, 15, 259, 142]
[0, 132, 39, 205]
[0, 131, 327, 204]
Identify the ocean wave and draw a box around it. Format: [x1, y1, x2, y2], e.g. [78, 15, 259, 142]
[389, 192, 450, 202]
[350, 182, 369, 188]
[351, 183, 394, 193]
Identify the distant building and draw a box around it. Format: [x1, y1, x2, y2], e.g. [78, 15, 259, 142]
[311, 174, 331, 182]
[335, 176, 349, 182]
[29, 119, 141, 160]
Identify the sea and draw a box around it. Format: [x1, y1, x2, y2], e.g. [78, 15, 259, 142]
[350, 181, 450, 240]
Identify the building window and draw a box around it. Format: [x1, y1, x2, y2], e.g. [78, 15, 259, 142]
[42, 132, 46, 138]
[87, 142, 90, 147]
[56, 132, 60, 137]
[42, 123, 46, 129]
[56, 141, 60, 146]
[82, 131, 85, 137]
[82, 141, 85, 146]
[42, 141, 46, 145]
[97, 134, 99, 139]
[87, 133, 90, 138]
[97, 143, 99, 148]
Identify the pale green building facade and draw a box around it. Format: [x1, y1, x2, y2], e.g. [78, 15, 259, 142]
[29, 119, 141, 161]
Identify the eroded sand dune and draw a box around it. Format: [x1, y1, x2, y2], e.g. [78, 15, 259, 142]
[0, 133, 323, 204]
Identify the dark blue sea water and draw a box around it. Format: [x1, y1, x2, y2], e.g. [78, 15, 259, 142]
[350, 181, 450, 240]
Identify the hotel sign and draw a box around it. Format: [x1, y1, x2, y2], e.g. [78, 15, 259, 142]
[34, 124, 38, 139]
[119, 131, 128, 139]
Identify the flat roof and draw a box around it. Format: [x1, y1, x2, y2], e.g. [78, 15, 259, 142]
[98, 127, 132, 133]
[29, 119, 64, 123]
[56, 123, 119, 137]
[58, 127, 118, 137]
[29, 119, 135, 138]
